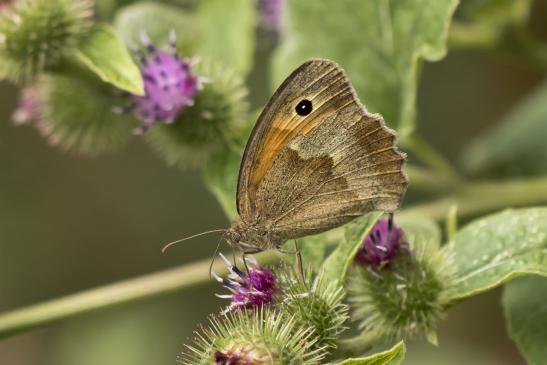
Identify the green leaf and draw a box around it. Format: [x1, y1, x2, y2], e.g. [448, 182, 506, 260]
[195, 0, 255, 76]
[502, 276, 547, 365]
[113, 2, 197, 53]
[272, 0, 458, 137]
[322, 212, 383, 283]
[75, 23, 143, 95]
[397, 215, 441, 248]
[202, 145, 242, 221]
[335, 341, 406, 365]
[296, 232, 331, 273]
[461, 79, 547, 177]
[445, 207, 547, 301]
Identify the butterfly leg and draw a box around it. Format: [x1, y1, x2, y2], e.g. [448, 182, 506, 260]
[293, 240, 307, 287]
[388, 212, 394, 232]
[279, 241, 308, 289]
[242, 249, 262, 275]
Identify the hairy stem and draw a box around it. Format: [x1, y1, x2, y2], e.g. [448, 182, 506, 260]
[0, 252, 280, 339]
[403, 132, 462, 185]
[0, 176, 546, 339]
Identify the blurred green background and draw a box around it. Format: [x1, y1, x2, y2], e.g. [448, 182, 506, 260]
[2, 1, 547, 364]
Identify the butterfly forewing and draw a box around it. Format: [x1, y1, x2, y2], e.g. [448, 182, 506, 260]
[236, 59, 407, 242]
[237, 60, 349, 216]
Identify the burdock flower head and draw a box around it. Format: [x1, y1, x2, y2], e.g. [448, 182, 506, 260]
[214, 343, 270, 365]
[348, 216, 454, 342]
[13, 84, 42, 126]
[355, 216, 406, 267]
[130, 32, 200, 134]
[213, 253, 279, 312]
[257, 0, 284, 34]
[181, 310, 325, 365]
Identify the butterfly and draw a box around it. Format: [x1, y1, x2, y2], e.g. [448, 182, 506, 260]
[223, 58, 408, 253]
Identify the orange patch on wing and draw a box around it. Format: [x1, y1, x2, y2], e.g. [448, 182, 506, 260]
[249, 115, 324, 192]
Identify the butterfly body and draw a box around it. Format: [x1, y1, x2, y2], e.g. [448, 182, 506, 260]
[226, 59, 407, 253]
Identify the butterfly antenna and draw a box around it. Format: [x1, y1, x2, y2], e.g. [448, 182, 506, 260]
[162, 229, 226, 253]
[208, 234, 225, 279]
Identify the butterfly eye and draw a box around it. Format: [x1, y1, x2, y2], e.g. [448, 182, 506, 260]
[295, 99, 313, 116]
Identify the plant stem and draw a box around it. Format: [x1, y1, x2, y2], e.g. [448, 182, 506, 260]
[0, 176, 546, 339]
[399, 176, 547, 222]
[404, 164, 456, 194]
[403, 132, 462, 185]
[449, 22, 547, 71]
[0, 251, 280, 339]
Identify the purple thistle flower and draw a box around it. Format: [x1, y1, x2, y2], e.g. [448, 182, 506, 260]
[355, 217, 406, 268]
[0, 0, 16, 10]
[131, 32, 200, 134]
[213, 253, 279, 312]
[12, 83, 54, 141]
[258, 0, 284, 33]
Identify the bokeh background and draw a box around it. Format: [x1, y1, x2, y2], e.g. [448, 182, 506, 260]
[1, 1, 547, 364]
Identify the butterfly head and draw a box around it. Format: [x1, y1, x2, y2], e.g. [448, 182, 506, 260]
[224, 219, 284, 253]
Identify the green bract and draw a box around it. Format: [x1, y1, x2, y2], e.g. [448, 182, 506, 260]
[38, 63, 135, 155]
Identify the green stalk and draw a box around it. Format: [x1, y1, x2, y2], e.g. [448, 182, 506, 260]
[0, 176, 546, 340]
[0, 252, 280, 339]
[402, 132, 462, 185]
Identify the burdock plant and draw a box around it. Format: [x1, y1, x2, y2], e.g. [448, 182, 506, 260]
[348, 218, 454, 342]
[1, 1, 547, 365]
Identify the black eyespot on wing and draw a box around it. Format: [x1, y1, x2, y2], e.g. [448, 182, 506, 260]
[295, 99, 312, 116]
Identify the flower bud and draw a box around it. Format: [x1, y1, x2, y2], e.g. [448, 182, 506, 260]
[348, 220, 454, 341]
[144, 58, 249, 167]
[181, 310, 326, 365]
[0, 0, 93, 82]
[355, 217, 407, 268]
[281, 270, 348, 351]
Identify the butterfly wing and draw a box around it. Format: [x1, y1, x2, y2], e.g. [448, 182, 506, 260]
[237, 59, 407, 239]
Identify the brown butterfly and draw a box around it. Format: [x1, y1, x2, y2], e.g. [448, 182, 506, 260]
[223, 58, 407, 253]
